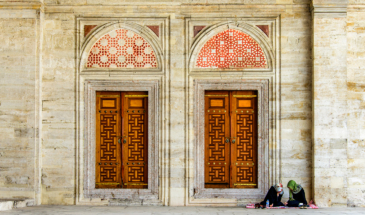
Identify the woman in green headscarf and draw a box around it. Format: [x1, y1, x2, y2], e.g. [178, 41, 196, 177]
[286, 180, 308, 207]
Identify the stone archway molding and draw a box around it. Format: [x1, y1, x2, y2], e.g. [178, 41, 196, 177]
[83, 80, 160, 202]
[193, 79, 270, 199]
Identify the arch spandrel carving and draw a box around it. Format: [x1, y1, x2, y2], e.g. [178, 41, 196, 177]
[189, 22, 273, 72]
[79, 22, 162, 72]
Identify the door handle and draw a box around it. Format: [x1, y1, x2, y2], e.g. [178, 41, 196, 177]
[231, 137, 236, 144]
[225, 137, 229, 143]
[123, 139, 127, 144]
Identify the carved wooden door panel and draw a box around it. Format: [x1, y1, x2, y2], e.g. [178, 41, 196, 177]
[95, 92, 122, 188]
[230, 91, 257, 188]
[204, 90, 257, 189]
[204, 91, 230, 188]
[95, 91, 148, 189]
[122, 92, 148, 188]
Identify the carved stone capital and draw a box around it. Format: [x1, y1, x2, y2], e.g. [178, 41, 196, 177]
[311, 0, 348, 17]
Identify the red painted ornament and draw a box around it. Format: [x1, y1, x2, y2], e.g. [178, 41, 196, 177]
[196, 29, 267, 69]
[87, 29, 158, 68]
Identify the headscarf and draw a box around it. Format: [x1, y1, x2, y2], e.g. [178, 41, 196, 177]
[287, 180, 302, 201]
[274, 183, 284, 195]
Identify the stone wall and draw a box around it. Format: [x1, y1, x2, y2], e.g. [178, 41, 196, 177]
[312, 7, 348, 207]
[41, 12, 76, 205]
[280, 5, 312, 201]
[0, 0, 364, 207]
[347, 5, 365, 207]
[0, 9, 39, 200]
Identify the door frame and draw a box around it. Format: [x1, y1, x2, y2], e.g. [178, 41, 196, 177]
[194, 79, 270, 199]
[83, 80, 159, 199]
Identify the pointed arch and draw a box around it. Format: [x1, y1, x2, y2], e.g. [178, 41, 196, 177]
[86, 28, 157, 68]
[79, 22, 162, 71]
[196, 29, 267, 69]
[189, 22, 273, 71]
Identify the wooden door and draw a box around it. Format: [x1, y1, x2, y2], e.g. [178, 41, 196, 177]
[204, 91, 230, 188]
[122, 92, 148, 188]
[230, 91, 257, 188]
[95, 91, 148, 189]
[204, 90, 257, 188]
[95, 92, 122, 188]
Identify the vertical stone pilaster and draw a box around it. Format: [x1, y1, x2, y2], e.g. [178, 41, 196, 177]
[312, 0, 348, 207]
[169, 14, 186, 206]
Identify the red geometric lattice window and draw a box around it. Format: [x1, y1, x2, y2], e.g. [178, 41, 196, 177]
[196, 29, 267, 69]
[86, 29, 158, 68]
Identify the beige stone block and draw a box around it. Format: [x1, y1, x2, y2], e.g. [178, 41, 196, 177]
[348, 177, 365, 188]
[330, 158, 347, 169]
[282, 159, 311, 178]
[42, 186, 75, 205]
[347, 188, 365, 207]
[0, 190, 34, 199]
[331, 177, 344, 189]
[348, 158, 365, 168]
[347, 148, 365, 160]
[313, 188, 331, 207]
[281, 119, 311, 130]
[314, 176, 331, 188]
[331, 188, 347, 205]
[169, 187, 185, 206]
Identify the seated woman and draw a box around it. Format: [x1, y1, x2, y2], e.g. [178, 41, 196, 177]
[287, 180, 308, 207]
[260, 183, 286, 208]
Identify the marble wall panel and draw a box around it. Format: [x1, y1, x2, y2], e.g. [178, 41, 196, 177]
[280, 8, 312, 202]
[3, 0, 365, 208]
[41, 12, 76, 205]
[312, 7, 348, 207]
[346, 9, 365, 207]
[0, 10, 38, 201]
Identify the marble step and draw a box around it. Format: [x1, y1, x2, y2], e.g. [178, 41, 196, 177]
[0, 199, 34, 211]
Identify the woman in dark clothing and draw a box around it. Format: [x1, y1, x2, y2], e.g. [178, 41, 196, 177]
[287, 180, 308, 207]
[260, 183, 286, 208]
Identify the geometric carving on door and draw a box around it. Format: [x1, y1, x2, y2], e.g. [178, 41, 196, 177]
[128, 114, 145, 161]
[208, 166, 226, 182]
[100, 114, 118, 161]
[236, 114, 254, 161]
[208, 114, 226, 161]
[95, 91, 148, 189]
[100, 166, 118, 182]
[122, 92, 148, 188]
[84, 80, 159, 198]
[205, 91, 257, 188]
[128, 166, 145, 182]
[96, 92, 121, 189]
[236, 166, 254, 183]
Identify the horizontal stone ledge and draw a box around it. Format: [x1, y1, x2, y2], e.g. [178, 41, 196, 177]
[312, 5, 348, 14]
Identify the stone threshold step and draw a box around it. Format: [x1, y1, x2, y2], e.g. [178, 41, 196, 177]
[0, 199, 34, 211]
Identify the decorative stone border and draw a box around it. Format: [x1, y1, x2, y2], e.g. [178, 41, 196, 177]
[83, 80, 159, 199]
[193, 79, 269, 199]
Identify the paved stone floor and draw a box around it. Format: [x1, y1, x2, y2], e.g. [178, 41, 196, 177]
[2, 206, 365, 215]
